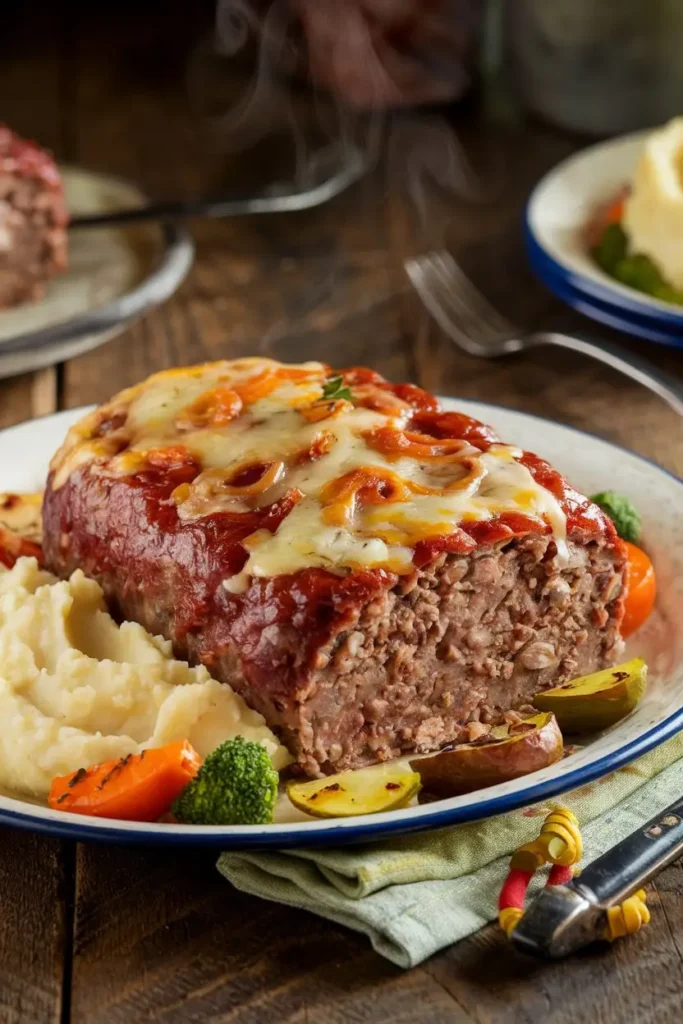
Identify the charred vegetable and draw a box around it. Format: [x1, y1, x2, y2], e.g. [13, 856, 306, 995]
[411, 713, 563, 798]
[48, 740, 202, 821]
[287, 766, 421, 819]
[534, 658, 647, 732]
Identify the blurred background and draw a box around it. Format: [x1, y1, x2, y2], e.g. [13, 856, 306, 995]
[0, 0, 681, 472]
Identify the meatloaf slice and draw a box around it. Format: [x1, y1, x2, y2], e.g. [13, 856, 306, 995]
[265, 535, 624, 774]
[0, 125, 68, 310]
[42, 359, 627, 777]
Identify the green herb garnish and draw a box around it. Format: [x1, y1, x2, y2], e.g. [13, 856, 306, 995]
[590, 491, 641, 544]
[322, 376, 353, 402]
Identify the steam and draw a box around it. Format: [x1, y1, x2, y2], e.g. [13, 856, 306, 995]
[188, 0, 496, 345]
[214, 0, 254, 55]
[187, 0, 295, 153]
[205, 0, 493, 206]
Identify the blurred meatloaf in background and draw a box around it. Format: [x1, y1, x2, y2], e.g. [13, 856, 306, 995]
[42, 359, 627, 777]
[0, 125, 68, 310]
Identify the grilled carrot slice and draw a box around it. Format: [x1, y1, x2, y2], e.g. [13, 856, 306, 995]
[48, 740, 202, 821]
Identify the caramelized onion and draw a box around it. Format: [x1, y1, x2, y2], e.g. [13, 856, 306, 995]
[296, 430, 335, 463]
[321, 468, 413, 526]
[363, 425, 473, 463]
[300, 398, 353, 423]
[193, 460, 286, 500]
[351, 386, 411, 416]
[175, 387, 243, 431]
[231, 365, 318, 407]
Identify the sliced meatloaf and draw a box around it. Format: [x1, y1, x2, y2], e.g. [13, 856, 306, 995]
[0, 125, 68, 309]
[42, 359, 626, 776]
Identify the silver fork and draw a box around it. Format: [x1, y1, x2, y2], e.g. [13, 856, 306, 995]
[406, 250, 683, 419]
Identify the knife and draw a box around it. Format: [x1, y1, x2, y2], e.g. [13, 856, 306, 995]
[69, 146, 367, 229]
[510, 796, 683, 958]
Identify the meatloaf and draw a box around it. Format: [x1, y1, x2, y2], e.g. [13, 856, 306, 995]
[42, 359, 627, 776]
[0, 125, 68, 310]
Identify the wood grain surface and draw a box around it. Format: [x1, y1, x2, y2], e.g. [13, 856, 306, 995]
[1, 4, 682, 1023]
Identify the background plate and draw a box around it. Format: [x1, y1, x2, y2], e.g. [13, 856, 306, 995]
[0, 401, 681, 847]
[0, 168, 194, 379]
[525, 130, 683, 340]
[526, 234, 683, 348]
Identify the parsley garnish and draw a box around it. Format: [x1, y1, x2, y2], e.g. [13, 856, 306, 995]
[322, 376, 352, 402]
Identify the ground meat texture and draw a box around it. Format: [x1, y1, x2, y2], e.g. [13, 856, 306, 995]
[42, 370, 627, 777]
[0, 125, 68, 310]
[279, 537, 625, 774]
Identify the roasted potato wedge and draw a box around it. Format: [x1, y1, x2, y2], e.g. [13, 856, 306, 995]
[533, 658, 647, 732]
[411, 713, 563, 798]
[287, 766, 421, 818]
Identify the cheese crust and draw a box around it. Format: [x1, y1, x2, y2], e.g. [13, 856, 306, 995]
[49, 359, 585, 591]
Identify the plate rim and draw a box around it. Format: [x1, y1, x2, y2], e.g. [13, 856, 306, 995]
[526, 233, 683, 348]
[524, 130, 683, 326]
[0, 167, 195, 357]
[0, 398, 680, 847]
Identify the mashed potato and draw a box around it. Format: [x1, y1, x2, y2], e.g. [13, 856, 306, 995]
[623, 118, 683, 290]
[0, 557, 291, 799]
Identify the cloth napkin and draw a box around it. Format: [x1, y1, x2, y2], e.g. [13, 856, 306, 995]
[218, 734, 683, 969]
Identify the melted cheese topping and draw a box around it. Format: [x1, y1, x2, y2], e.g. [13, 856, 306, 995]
[50, 358, 568, 588]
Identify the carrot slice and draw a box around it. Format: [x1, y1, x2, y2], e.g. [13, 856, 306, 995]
[622, 541, 656, 638]
[48, 740, 202, 821]
[585, 188, 629, 247]
[603, 197, 625, 226]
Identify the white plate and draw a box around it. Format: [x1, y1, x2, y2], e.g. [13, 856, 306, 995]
[525, 130, 683, 335]
[0, 168, 194, 379]
[0, 401, 681, 847]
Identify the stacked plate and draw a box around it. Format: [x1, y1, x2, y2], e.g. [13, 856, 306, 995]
[524, 131, 683, 349]
[0, 168, 194, 381]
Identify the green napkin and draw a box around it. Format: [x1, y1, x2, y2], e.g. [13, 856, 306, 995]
[218, 735, 683, 968]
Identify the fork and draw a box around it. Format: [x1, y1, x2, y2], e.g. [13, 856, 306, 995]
[406, 250, 683, 419]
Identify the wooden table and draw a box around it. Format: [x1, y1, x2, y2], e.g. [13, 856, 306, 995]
[2, 5, 682, 1022]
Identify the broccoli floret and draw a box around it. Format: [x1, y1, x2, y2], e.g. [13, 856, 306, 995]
[173, 737, 279, 825]
[592, 225, 683, 307]
[613, 252, 667, 296]
[592, 223, 628, 276]
[590, 491, 641, 543]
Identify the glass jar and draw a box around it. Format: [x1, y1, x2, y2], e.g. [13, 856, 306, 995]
[503, 0, 683, 136]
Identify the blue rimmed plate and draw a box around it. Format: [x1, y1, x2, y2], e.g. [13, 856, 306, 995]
[525, 131, 683, 346]
[0, 402, 680, 847]
[526, 241, 683, 349]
